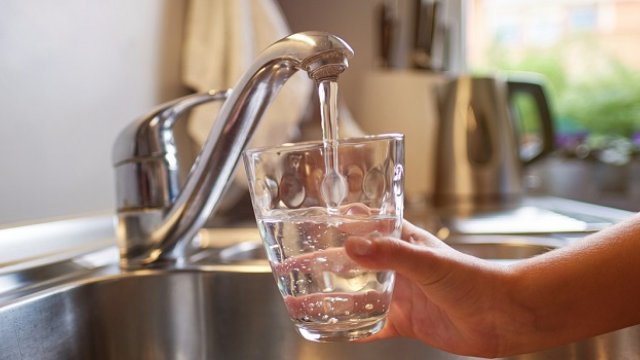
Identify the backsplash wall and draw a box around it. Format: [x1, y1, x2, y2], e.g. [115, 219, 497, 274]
[0, 0, 189, 225]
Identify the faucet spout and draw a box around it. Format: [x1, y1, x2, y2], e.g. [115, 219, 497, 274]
[112, 32, 354, 269]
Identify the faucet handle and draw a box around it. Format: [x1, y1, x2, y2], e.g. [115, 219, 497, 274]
[113, 90, 230, 167]
[112, 90, 230, 212]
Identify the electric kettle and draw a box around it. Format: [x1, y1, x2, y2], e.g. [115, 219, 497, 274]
[433, 75, 554, 215]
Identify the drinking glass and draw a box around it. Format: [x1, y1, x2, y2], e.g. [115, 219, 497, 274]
[242, 134, 404, 342]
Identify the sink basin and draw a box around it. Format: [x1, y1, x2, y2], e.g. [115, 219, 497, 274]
[0, 200, 638, 360]
[1, 235, 638, 360]
[0, 265, 446, 360]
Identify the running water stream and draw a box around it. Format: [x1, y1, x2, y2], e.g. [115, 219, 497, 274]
[317, 79, 348, 211]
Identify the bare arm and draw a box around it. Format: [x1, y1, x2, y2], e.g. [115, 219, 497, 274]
[506, 212, 640, 353]
[344, 214, 640, 357]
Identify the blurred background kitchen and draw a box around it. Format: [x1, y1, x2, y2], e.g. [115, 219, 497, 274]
[1, 0, 639, 227]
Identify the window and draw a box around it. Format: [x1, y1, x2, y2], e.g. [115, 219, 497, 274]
[467, 0, 640, 159]
[464, 0, 640, 210]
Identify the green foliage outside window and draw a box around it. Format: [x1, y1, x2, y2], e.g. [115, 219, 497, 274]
[480, 38, 640, 146]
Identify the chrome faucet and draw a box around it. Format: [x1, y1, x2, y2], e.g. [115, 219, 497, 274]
[112, 32, 354, 269]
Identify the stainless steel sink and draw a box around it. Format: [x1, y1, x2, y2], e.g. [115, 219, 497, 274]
[0, 265, 447, 360]
[0, 236, 638, 359]
[1, 263, 638, 360]
[1, 199, 639, 360]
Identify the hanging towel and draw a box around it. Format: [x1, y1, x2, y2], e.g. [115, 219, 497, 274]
[182, 0, 312, 187]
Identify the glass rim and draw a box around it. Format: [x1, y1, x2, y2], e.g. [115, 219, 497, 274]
[242, 133, 404, 157]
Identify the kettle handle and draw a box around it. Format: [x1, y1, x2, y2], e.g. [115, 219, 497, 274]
[507, 79, 555, 164]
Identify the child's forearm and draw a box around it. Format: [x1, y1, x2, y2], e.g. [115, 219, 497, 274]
[505, 213, 640, 354]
